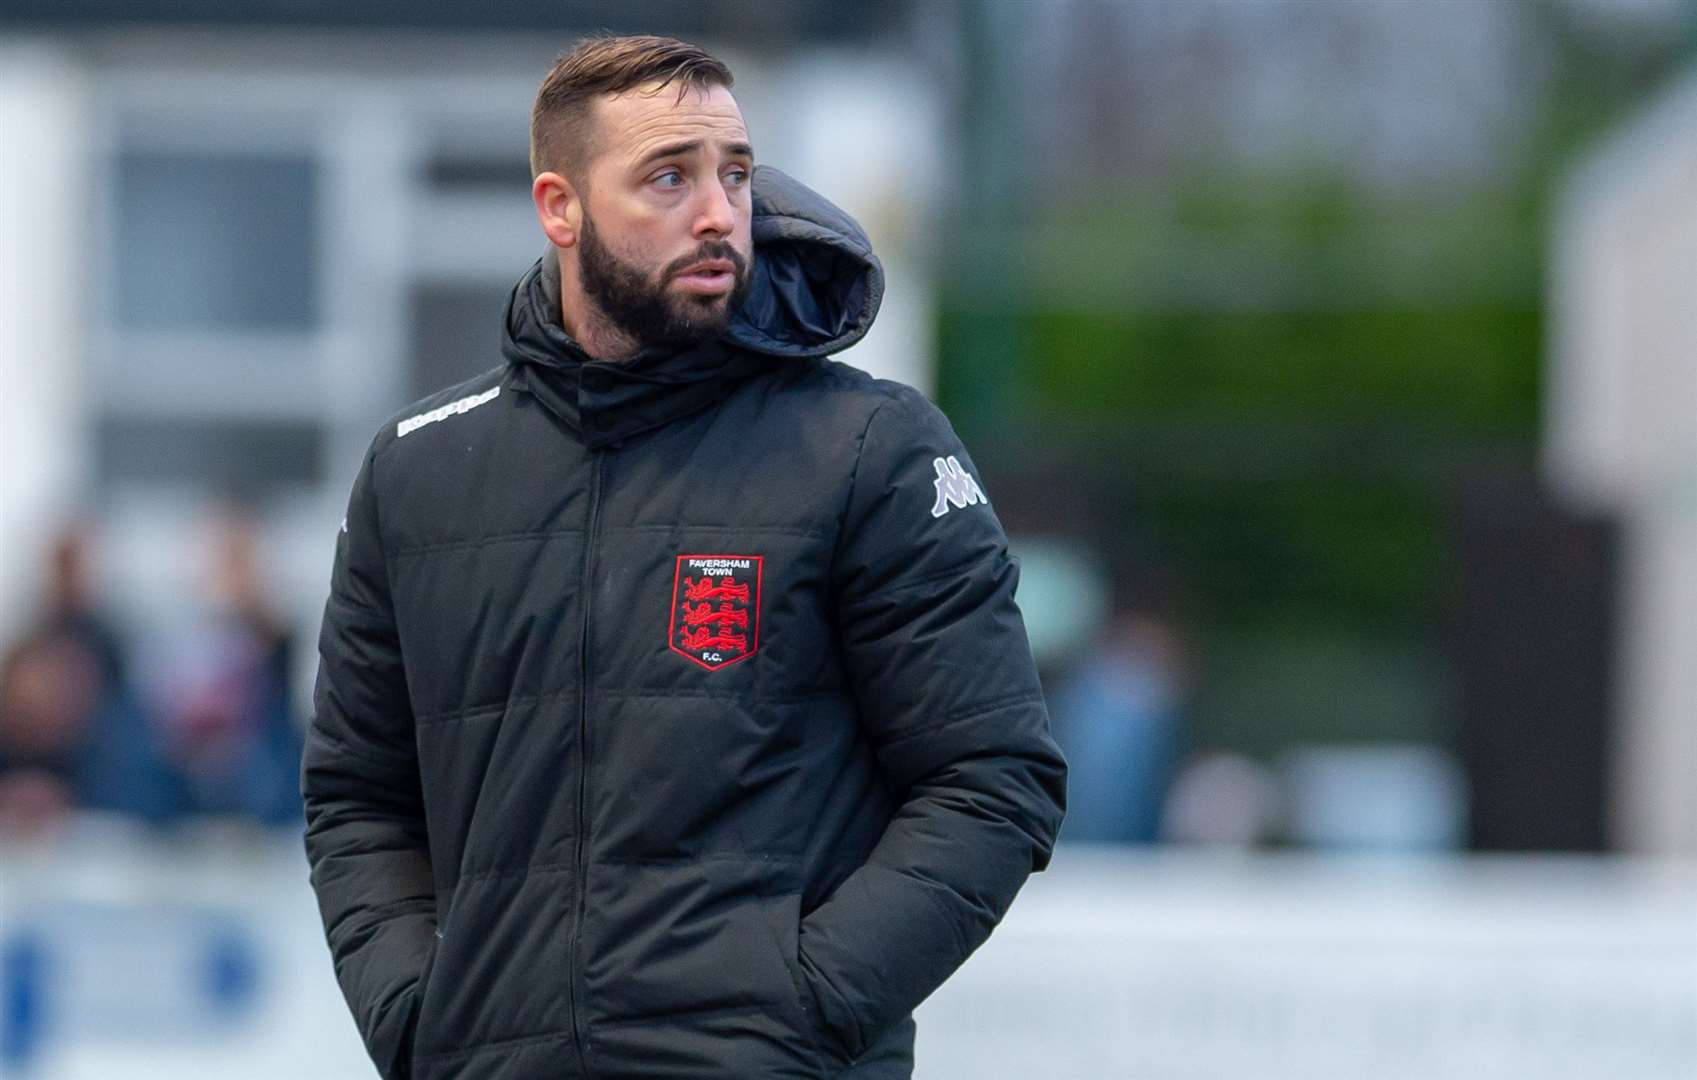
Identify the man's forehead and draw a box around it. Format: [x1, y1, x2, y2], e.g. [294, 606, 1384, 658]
[590, 81, 750, 164]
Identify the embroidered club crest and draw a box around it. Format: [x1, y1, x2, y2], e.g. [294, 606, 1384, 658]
[669, 555, 763, 670]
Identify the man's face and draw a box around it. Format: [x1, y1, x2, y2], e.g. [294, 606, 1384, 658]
[573, 81, 755, 350]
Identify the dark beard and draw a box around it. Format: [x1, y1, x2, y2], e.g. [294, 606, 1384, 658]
[577, 212, 751, 353]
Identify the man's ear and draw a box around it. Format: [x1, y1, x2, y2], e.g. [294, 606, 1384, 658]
[533, 171, 582, 249]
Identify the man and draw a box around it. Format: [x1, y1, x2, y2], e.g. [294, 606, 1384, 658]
[303, 35, 1065, 1080]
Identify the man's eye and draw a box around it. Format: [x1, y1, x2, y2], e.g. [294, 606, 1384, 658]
[653, 170, 684, 188]
[724, 168, 749, 187]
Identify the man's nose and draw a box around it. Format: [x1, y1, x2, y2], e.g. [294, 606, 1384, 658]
[692, 177, 735, 238]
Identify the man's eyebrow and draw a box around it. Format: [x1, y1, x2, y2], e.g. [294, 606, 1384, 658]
[635, 138, 754, 169]
[636, 140, 700, 168]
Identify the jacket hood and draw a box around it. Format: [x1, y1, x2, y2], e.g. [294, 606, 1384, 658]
[725, 164, 884, 358]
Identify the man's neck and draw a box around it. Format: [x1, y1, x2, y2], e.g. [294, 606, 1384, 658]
[559, 292, 642, 364]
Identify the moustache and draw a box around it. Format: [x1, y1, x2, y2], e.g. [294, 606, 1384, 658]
[662, 242, 748, 283]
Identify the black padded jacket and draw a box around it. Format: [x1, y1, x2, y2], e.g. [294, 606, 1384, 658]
[301, 166, 1067, 1080]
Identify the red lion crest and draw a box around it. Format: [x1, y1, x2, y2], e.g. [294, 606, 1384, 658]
[669, 556, 763, 670]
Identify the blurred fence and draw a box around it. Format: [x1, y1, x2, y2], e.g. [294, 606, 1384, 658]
[925, 847, 1696, 1079]
[4, 827, 1692, 1078]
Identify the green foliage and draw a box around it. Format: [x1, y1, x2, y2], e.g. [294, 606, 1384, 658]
[1124, 462, 1448, 628]
[1020, 305, 1542, 438]
[940, 296, 1543, 634]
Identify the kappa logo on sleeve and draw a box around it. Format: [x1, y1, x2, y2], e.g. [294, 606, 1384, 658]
[930, 455, 988, 518]
[669, 555, 763, 670]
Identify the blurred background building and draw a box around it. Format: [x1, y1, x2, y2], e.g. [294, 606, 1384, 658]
[1, 1, 1694, 1077]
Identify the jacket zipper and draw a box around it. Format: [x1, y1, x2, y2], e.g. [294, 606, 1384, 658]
[567, 450, 604, 1078]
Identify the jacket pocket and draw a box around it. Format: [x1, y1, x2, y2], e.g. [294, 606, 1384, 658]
[766, 893, 848, 1076]
[406, 927, 443, 1075]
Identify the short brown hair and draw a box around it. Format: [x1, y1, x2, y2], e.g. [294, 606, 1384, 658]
[530, 35, 734, 179]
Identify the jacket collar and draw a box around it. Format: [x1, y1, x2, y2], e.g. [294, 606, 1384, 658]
[500, 251, 767, 450]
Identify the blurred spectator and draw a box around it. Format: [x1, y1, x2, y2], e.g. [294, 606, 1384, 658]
[0, 524, 173, 837]
[0, 631, 101, 835]
[1160, 751, 1282, 848]
[39, 524, 129, 697]
[1050, 584, 1189, 843]
[139, 508, 304, 827]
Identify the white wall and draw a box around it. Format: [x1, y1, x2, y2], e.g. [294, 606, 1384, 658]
[1548, 68, 1697, 856]
[0, 43, 90, 642]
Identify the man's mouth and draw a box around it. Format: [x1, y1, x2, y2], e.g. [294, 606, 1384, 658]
[671, 258, 738, 296]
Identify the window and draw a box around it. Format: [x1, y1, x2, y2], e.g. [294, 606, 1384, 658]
[114, 152, 318, 330]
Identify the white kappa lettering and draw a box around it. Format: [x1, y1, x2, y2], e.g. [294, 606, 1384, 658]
[930, 455, 988, 518]
[396, 386, 500, 438]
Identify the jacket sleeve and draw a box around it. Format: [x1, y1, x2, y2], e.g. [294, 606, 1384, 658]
[797, 387, 1068, 1061]
[301, 440, 436, 1080]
